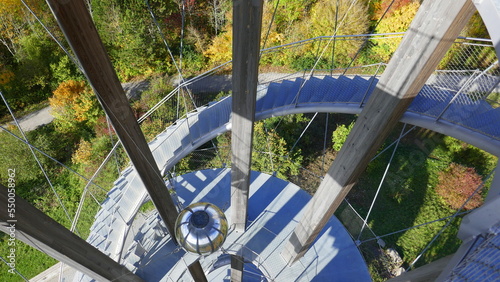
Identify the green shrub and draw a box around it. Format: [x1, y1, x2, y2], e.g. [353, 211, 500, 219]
[252, 122, 302, 179]
[332, 121, 355, 151]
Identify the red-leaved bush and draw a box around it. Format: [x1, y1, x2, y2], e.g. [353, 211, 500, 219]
[373, 0, 414, 20]
[435, 163, 484, 210]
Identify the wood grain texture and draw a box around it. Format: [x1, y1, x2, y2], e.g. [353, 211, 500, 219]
[45, 0, 179, 239]
[0, 184, 143, 281]
[230, 0, 264, 232]
[281, 0, 476, 264]
[44, 0, 207, 280]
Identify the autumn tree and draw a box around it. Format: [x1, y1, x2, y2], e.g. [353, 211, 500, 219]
[372, 1, 420, 61]
[204, 1, 287, 67]
[372, 0, 414, 21]
[203, 23, 233, 66]
[435, 163, 484, 210]
[49, 80, 103, 137]
[281, 0, 370, 69]
[0, 0, 49, 55]
[0, 0, 27, 56]
[209, 0, 231, 35]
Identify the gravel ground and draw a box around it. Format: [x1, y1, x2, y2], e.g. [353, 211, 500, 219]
[5, 106, 54, 132]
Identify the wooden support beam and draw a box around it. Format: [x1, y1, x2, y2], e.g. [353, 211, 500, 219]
[45, 0, 207, 280]
[281, 0, 476, 264]
[230, 0, 263, 278]
[0, 184, 143, 281]
[45, 0, 178, 241]
[230, 0, 264, 233]
[187, 260, 208, 282]
[230, 255, 244, 282]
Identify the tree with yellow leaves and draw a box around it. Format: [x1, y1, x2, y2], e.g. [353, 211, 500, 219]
[0, 0, 42, 56]
[49, 80, 103, 136]
[372, 1, 420, 62]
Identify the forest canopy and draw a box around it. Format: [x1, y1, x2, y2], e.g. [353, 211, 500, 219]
[0, 0, 490, 116]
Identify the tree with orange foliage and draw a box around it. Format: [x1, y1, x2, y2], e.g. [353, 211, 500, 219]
[372, 0, 414, 21]
[49, 80, 102, 136]
[435, 163, 484, 210]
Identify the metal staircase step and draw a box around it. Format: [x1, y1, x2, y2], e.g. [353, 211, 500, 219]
[463, 107, 500, 134]
[348, 76, 370, 103]
[329, 76, 352, 102]
[187, 111, 203, 141]
[409, 86, 442, 113]
[297, 77, 321, 104]
[284, 77, 305, 106]
[257, 82, 281, 112]
[272, 80, 295, 109]
[215, 97, 232, 129]
[320, 76, 338, 102]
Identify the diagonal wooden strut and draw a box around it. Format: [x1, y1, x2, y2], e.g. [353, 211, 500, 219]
[44, 0, 207, 280]
[0, 184, 143, 281]
[281, 0, 476, 265]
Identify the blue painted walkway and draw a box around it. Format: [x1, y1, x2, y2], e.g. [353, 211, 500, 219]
[130, 169, 371, 281]
[78, 73, 500, 281]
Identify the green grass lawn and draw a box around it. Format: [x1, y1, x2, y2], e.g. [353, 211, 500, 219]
[0, 111, 496, 281]
[339, 127, 497, 280]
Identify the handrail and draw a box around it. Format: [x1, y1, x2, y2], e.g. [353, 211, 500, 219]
[261, 33, 405, 53]
[140, 36, 495, 126]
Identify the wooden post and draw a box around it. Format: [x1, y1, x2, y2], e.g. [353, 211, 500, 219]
[45, 0, 178, 241]
[187, 261, 208, 282]
[281, 0, 476, 264]
[0, 184, 143, 281]
[230, 0, 263, 233]
[230, 254, 244, 282]
[230, 0, 263, 279]
[45, 0, 206, 280]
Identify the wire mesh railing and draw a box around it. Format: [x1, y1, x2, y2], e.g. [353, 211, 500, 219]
[431, 42, 500, 102]
[53, 33, 500, 281]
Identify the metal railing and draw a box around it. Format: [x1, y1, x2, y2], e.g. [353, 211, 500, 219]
[85, 34, 500, 272]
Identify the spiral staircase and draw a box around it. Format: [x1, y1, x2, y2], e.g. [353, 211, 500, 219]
[23, 0, 500, 281]
[71, 64, 500, 280]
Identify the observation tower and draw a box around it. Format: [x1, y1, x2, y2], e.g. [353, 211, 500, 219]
[1, 0, 500, 281]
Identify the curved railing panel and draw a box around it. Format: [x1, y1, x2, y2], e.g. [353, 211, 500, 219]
[80, 73, 500, 280]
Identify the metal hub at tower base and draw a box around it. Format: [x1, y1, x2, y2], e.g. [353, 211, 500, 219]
[93, 169, 371, 281]
[175, 202, 228, 255]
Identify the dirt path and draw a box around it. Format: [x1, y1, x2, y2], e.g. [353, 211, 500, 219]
[9, 73, 296, 132]
[4, 106, 54, 132]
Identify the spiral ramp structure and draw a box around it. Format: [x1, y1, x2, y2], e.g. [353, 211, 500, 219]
[71, 66, 500, 281]
[20, 0, 500, 280]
